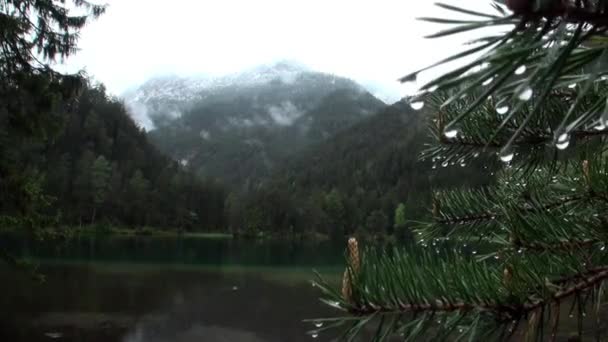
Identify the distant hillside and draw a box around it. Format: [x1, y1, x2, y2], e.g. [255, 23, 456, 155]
[124, 62, 387, 188]
[229, 101, 494, 237]
[34, 84, 226, 230]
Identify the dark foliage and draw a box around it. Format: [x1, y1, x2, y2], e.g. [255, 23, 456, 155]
[34, 83, 228, 230]
[231, 101, 494, 238]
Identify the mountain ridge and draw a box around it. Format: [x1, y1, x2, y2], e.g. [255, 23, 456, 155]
[123, 62, 388, 188]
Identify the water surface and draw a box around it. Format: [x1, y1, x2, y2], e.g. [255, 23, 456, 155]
[0, 235, 346, 342]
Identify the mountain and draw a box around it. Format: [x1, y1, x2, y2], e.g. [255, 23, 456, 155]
[124, 62, 387, 188]
[228, 101, 495, 237]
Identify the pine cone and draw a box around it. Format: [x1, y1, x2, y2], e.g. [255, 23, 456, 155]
[347, 237, 360, 273]
[341, 237, 361, 302]
[341, 269, 352, 302]
[583, 160, 590, 184]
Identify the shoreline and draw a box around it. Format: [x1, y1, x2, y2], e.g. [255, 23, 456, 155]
[0, 226, 333, 242]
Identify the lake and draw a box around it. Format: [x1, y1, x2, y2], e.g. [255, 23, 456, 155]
[0, 234, 346, 342]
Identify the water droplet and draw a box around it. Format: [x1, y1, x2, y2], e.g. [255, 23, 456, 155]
[410, 101, 424, 110]
[232, 286, 239, 291]
[594, 121, 606, 131]
[428, 85, 439, 92]
[556, 141, 569, 150]
[499, 151, 514, 163]
[568, 83, 577, 89]
[444, 129, 458, 139]
[315, 322, 324, 328]
[473, 152, 480, 158]
[601, 245, 606, 251]
[496, 105, 509, 115]
[569, 314, 574, 318]
[515, 65, 527, 75]
[494, 255, 500, 260]
[556, 133, 570, 150]
[472, 250, 478, 255]
[602, 109, 608, 127]
[482, 77, 494, 86]
[517, 87, 533, 101]
[441, 161, 449, 168]
[311, 333, 319, 339]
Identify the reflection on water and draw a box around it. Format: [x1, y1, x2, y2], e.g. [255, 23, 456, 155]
[0, 235, 345, 342]
[124, 324, 268, 342]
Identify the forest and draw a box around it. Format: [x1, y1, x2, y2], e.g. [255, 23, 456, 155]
[1, 82, 227, 232]
[0, 76, 494, 239]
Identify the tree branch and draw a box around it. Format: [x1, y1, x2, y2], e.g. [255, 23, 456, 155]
[347, 267, 608, 322]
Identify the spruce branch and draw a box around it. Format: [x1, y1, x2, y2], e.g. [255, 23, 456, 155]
[313, 245, 608, 340]
[507, 0, 608, 27]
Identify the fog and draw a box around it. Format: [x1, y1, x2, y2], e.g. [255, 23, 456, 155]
[58, 0, 497, 101]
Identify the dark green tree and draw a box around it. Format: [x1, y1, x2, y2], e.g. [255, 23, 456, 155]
[365, 209, 389, 236]
[314, 1, 608, 340]
[90, 155, 111, 223]
[0, 0, 106, 225]
[322, 189, 347, 238]
[393, 203, 406, 229]
[393, 202, 409, 240]
[126, 170, 149, 226]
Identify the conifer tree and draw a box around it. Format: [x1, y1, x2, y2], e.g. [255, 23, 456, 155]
[0, 0, 106, 224]
[394, 203, 407, 231]
[90, 155, 111, 223]
[313, 1, 608, 340]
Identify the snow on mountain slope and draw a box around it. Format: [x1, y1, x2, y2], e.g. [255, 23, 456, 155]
[123, 62, 317, 130]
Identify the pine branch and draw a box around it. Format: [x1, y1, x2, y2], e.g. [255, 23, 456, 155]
[524, 268, 608, 311]
[346, 264, 608, 317]
[438, 128, 608, 149]
[314, 244, 608, 339]
[514, 2, 608, 27]
[508, 238, 598, 252]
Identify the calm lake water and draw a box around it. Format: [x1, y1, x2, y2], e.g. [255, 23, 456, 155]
[0, 234, 346, 342]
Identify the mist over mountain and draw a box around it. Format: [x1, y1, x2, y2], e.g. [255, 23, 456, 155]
[123, 61, 387, 188]
[123, 61, 366, 129]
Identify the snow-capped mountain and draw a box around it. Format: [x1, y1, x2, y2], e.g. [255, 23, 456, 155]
[128, 62, 309, 103]
[123, 61, 387, 188]
[123, 61, 320, 130]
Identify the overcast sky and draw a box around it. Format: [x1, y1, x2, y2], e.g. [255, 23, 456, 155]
[59, 0, 499, 101]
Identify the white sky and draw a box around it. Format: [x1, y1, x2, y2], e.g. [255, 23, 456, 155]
[59, 0, 499, 101]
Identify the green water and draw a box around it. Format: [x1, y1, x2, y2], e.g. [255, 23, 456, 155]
[0, 234, 346, 342]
